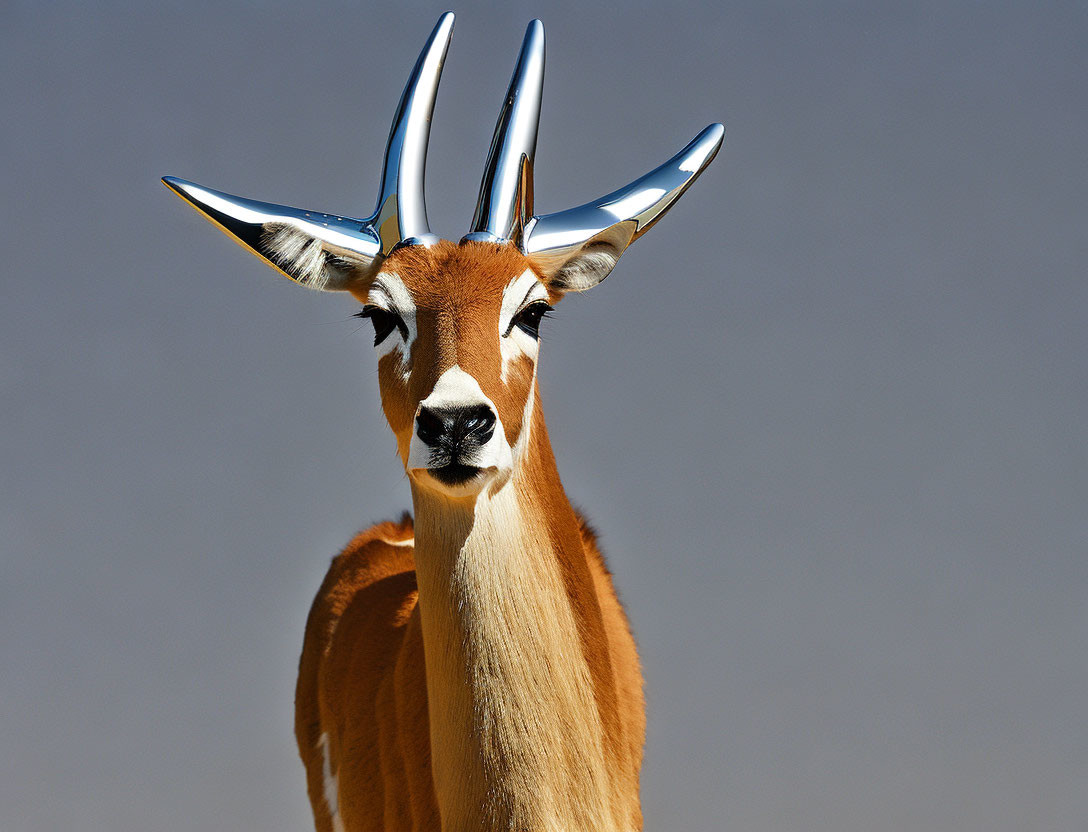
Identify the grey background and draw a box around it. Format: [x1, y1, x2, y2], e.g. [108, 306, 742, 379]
[2, 1, 1085, 830]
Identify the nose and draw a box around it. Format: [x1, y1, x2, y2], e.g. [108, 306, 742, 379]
[416, 404, 497, 448]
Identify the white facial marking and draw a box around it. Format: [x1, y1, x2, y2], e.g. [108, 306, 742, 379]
[512, 375, 536, 464]
[499, 269, 547, 381]
[317, 733, 346, 832]
[407, 366, 513, 484]
[367, 272, 417, 378]
[499, 270, 545, 334]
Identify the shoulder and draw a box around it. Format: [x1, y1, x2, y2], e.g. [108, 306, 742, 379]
[309, 513, 416, 617]
[340, 512, 416, 559]
[329, 511, 416, 584]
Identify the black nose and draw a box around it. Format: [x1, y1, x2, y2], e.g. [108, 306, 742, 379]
[416, 404, 496, 448]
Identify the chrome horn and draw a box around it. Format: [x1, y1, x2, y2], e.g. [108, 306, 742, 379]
[164, 14, 724, 291]
[161, 11, 455, 289]
[468, 21, 724, 289]
[463, 19, 545, 248]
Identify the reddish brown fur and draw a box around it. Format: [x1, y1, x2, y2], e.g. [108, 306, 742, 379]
[366, 242, 543, 462]
[295, 242, 645, 830]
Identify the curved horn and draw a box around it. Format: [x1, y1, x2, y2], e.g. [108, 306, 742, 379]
[373, 10, 454, 252]
[463, 19, 544, 248]
[523, 122, 725, 289]
[160, 12, 455, 290]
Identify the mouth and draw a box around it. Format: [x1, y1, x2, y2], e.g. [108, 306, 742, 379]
[427, 462, 484, 487]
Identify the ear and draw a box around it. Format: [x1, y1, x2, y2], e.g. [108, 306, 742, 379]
[260, 224, 375, 291]
[161, 177, 381, 292]
[528, 223, 633, 293]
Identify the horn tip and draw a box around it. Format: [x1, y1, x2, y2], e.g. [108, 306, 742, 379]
[700, 123, 726, 149]
[428, 11, 455, 45]
[525, 19, 544, 47]
[691, 123, 726, 168]
[161, 175, 197, 201]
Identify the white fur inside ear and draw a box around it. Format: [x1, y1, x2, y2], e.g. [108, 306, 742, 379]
[547, 246, 619, 292]
[262, 224, 351, 290]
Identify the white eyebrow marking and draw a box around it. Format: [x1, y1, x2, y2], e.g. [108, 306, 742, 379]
[499, 269, 546, 334]
[367, 272, 417, 378]
[499, 269, 547, 381]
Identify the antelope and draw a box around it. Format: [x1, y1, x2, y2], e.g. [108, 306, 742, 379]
[163, 13, 723, 831]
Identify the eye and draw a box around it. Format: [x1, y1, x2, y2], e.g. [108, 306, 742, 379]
[354, 305, 407, 347]
[509, 301, 553, 339]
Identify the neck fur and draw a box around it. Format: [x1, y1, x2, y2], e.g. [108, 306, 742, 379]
[410, 399, 624, 831]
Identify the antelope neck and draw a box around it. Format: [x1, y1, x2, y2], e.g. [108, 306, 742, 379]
[409, 413, 625, 831]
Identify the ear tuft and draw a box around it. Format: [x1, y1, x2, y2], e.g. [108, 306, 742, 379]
[545, 243, 620, 292]
[531, 223, 634, 293]
[262, 224, 359, 291]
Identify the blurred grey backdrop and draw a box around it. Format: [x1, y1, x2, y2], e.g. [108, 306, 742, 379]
[2, 1, 1086, 830]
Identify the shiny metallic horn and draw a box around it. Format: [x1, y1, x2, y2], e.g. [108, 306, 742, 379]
[372, 11, 454, 252]
[463, 19, 545, 248]
[522, 122, 725, 286]
[161, 12, 455, 290]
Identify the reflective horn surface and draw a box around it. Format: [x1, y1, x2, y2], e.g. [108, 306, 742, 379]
[463, 19, 545, 248]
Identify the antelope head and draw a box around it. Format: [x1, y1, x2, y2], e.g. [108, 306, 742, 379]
[163, 13, 723, 500]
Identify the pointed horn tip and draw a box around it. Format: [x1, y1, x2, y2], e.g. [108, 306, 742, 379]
[424, 11, 455, 47]
[161, 176, 194, 199]
[522, 19, 544, 49]
[161, 176, 211, 205]
[690, 123, 726, 167]
[700, 122, 726, 149]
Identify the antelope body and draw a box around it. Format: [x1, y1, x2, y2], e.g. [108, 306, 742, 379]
[163, 14, 723, 831]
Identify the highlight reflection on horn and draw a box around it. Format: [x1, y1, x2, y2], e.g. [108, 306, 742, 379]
[464, 19, 545, 248]
[160, 12, 455, 288]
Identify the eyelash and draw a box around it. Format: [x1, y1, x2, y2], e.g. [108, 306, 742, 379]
[508, 301, 554, 339]
[354, 301, 553, 345]
[354, 305, 408, 346]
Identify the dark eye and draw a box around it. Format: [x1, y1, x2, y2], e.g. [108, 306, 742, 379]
[510, 301, 553, 339]
[354, 305, 407, 347]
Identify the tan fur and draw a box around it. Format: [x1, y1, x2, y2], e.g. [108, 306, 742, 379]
[296, 242, 645, 831]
